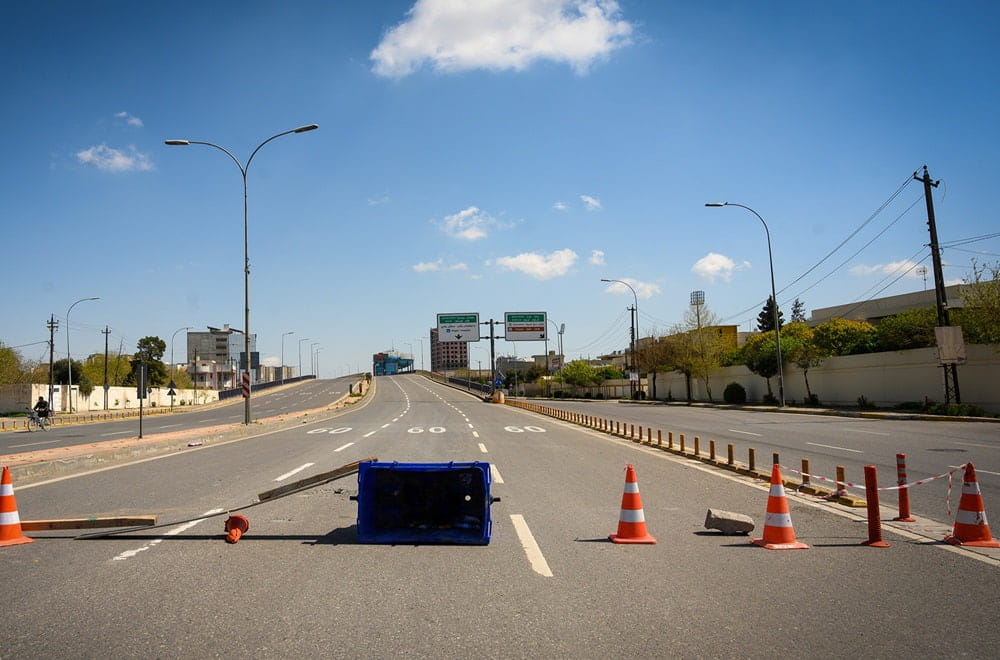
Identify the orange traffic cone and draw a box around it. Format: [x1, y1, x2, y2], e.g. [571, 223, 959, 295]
[752, 464, 808, 550]
[609, 464, 656, 544]
[945, 463, 1000, 548]
[1, 466, 34, 547]
[224, 514, 250, 544]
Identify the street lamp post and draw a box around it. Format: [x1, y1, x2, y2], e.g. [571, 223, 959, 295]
[170, 325, 192, 410]
[601, 278, 638, 398]
[315, 347, 323, 379]
[412, 337, 425, 371]
[310, 342, 319, 376]
[298, 337, 310, 380]
[166, 123, 318, 424]
[705, 202, 785, 406]
[281, 331, 294, 383]
[66, 296, 99, 413]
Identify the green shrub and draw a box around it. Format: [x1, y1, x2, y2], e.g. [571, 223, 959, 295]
[857, 395, 874, 409]
[723, 382, 747, 404]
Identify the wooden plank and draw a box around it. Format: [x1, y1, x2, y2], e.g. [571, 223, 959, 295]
[257, 456, 376, 502]
[21, 516, 158, 531]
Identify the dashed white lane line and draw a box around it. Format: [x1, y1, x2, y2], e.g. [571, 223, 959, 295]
[729, 429, 762, 437]
[490, 464, 504, 484]
[159, 424, 182, 429]
[807, 441, 863, 453]
[114, 508, 223, 562]
[335, 442, 355, 452]
[468, 423, 475, 429]
[101, 431, 132, 437]
[363, 431, 376, 438]
[843, 429, 891, 436]
[478, 443, 488, 453]
[9, 439, 59, 448]
[473, 431, 480, 438]
[510, 514, 552, 577]
[381, 423, 391, 429]
[275, 463, 315, 481]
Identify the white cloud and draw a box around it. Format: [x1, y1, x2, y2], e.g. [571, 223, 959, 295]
[553, 201, 568, 211]
[412, 258, 468, 273]
[494, 248, 578, 280]
[580, 194, 602, 211]
[691, 252, 748, 283]
[850, 260, 924, 278]
[368, 196, 390, 206]
[371, 0, 633, 78]
[438, 206, 496, 241]
[589, 249, 605, 265]
[76, 144, 153, 172]
[115, 111, 144, 127]
[602, 277, 660, 300]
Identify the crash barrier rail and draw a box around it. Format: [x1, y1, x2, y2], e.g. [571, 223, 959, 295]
[217, 374, 316, 400]
[505, 399, 999, 549]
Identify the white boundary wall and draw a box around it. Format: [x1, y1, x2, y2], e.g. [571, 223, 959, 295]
[0, 383, 218, 414]
[649, 344, 1000, 413]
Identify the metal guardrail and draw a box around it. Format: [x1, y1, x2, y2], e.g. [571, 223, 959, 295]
[217, 374, 317, 400]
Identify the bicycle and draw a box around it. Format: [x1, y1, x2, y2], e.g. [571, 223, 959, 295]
[26, 409, 49, 432]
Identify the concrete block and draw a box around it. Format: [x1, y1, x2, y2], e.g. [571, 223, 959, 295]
[705, 508, 755, 535]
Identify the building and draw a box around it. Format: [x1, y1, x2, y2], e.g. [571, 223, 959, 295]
[430, 328, 469, 372]
[373, 351, 414, 376]
[186, 325, 258, 388]
[809, 284, 966, 326]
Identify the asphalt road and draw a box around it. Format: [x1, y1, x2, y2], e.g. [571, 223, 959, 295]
[0, 376, 356, 455]
[3, 374, 998, 657]
[512, 397, 1000, 528]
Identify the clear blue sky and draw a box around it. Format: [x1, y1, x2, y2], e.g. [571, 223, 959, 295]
[3, 1, 998, 376]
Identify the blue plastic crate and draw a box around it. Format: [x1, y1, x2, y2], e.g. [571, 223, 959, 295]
[354, 461, 495, 545]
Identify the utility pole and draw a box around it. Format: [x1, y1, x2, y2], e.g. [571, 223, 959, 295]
[628, 304, 636, 399]
[47, 315, 58, 409]
[102, 326, 111, 410]
[914, 165, 960, 403]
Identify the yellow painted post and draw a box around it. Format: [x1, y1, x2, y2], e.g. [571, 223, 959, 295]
[657, 430, 662, 447]
[802, 458, 810, 486]
[647, 428, 652, 444]
[749, 448, 756, 472]
[727, 443, 734, 465]
[694, 436, 700, 457]
[680, 434, 686, 453]
[709, 440, 716, 461]
[668, 431, 674, 450]
[772, 452, 780, 466]
[836, 465, 847, 496]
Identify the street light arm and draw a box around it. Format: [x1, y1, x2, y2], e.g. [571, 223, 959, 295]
[246, 124, 319, 173]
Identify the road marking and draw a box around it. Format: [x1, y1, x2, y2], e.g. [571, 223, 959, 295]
[953, 442, 998, 450]
[510, 514, 552, 577]
[843, 429, 890, 436]
[807, 442, 863, 453]
[393, 417, 399, 422]
[473, 431, 480, 438]
[491, 464, 504, 484]
[381, 423, 390, 429]
[275, 463, 315, 481]
[951, 465, 1000, 476]
[100, 431, 133, 437]
[363, 431, 376, 438]
[468, 423, 475, 429]
[729, 429, 761, 437]
[478, 443, 488, 453]
[335, 442, 354, 452]
[159, 424, 182, 429]
[9, 439, 60, 448]
[114, 508, 223, 562]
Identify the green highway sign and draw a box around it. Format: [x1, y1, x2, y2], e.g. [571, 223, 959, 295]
[504, 311, 547, 341]
[437, 312, 481, 342]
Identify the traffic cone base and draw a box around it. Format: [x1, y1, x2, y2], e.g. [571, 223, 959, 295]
[1, 466, 34, 547]
[945, 464, 1000, 547]
[224, 514, 250, 544]
[609, 465, 656, 544]
[752, 465, 809, 550]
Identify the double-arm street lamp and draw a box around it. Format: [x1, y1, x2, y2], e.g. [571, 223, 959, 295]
[170, 325, 192, 409]
[281, 331, 294, 383]
[705, 202, 785, 406]
[166, 124, 318, 424]
[601, 278, 638, 398]
[310, 342, 319, 376]
[66, 296, 99, 413]
[298, 337, 310, 380]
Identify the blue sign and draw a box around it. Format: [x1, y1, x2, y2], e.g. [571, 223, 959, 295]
[495, 378, 503, 387]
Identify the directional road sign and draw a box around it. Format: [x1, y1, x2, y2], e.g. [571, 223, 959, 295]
[437, 313, 481, 342]
[504, 312, 547, 341]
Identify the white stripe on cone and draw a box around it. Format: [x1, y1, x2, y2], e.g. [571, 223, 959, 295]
[764, 512, 793, 528]
[619, 509, 646, 523]
[0, 511, 22, 526]
[956, 509, 988, 526]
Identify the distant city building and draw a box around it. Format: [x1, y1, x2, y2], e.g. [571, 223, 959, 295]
[495, 356, 534, 376]
[373, 351, 414, 376]
[430, 328, 469, 372]
[186, 325, 258, 388]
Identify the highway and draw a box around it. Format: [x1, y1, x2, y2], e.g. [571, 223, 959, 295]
[0, 376, 357, 455]
[510, 398, 1000, 529]
[3, 374, 998, 657]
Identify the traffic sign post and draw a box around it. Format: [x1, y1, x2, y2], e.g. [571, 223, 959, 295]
[504, 312, 547, 341]
[437, 313, 481, 342]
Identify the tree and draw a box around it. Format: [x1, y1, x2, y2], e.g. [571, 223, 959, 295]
[52, 358, 85, 385]
[740, 332, 779, 399]
[790, 298, 806, 323]
[0, 343, 31, 385]
[757, 296, 784, 332]
[131, 336, 168, 386]
[875, 307, 937, 351]
[81, 352, 134, 387]
[812, 318, 877, 356]
[780, 322, 828, 402]
[959, 259, 1000, 345]
[559, 360, 598, 388]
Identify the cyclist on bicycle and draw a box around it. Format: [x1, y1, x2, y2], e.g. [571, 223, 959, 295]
[33, 396, 50, 420]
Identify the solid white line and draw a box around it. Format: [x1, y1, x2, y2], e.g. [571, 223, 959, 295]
[9, 439, 60, 448]
[953, 442, 999, 450]
[478, 443, 488, 453]
[729, 429, 762, 437]
[807, 441, 863, 454]
[843, 429, 890, 436]
[114, 508, 223, 561]
[335, 442, 354, 453]
[510, 514, 552, 577]
[363, 431, 376, 438]
[491, 464, 504, 484]
[275, 463, 315, 481]
[951, 465, 1000, 476]
[100, 431, 133, 437]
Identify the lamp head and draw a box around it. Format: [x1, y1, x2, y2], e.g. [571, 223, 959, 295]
[293, 124, 319, 133]
[164, 140, 190, 146]
[704, 202, 726, 207]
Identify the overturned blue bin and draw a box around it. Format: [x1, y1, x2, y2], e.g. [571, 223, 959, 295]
[353, 461, 498, 545]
